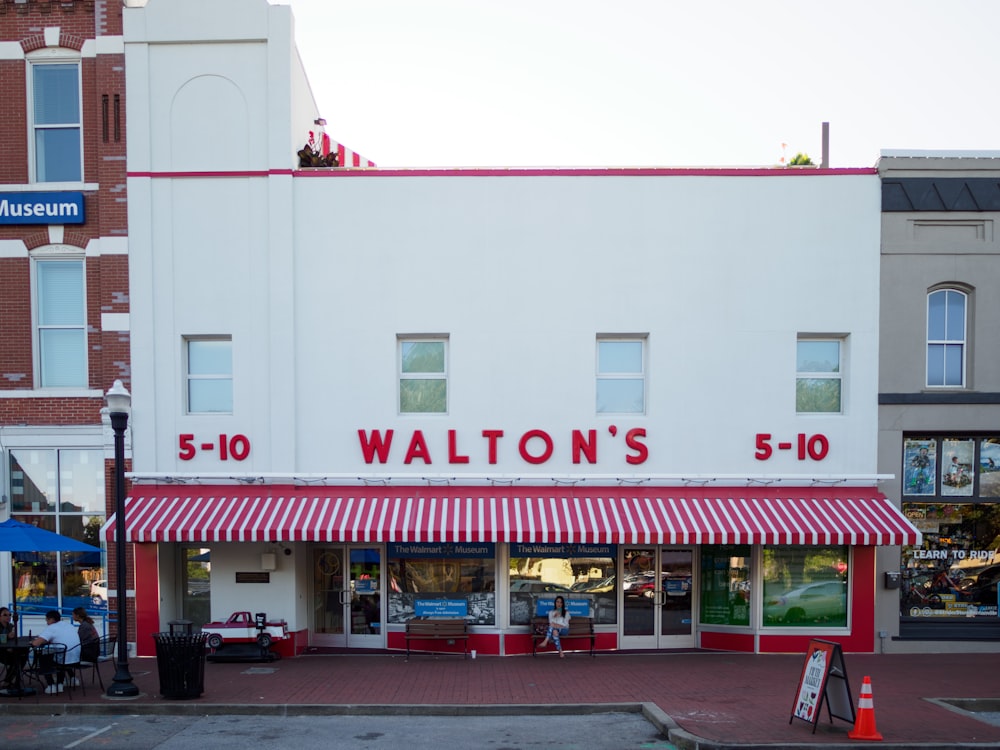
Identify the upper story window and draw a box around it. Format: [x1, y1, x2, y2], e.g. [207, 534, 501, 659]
[796, 338, 843, 414]
[185, 337, 233, 413]
[596, 337, 645, 414]
[927, 289, 967, 388]
[399, 337, 447, 414]
[34, 257, 86, 388]
[29, 57, 83, 183]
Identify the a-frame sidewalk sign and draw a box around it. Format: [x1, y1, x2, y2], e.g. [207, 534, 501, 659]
[789, 638, 856, 733]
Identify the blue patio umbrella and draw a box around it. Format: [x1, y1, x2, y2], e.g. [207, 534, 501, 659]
[0, 518, 101, 619]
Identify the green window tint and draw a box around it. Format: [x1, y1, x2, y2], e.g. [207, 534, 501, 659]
[401, 341, 444, 374]
[796, 339, 842, 414]
[399, 339, 447, 413]
[699, 545, 751, 626]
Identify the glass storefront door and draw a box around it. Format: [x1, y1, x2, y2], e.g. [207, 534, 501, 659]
[312, 546, 383, 648]
[620, 547, 695, 648]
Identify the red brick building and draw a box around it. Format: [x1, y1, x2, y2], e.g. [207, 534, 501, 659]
[0, 0, 129, 637]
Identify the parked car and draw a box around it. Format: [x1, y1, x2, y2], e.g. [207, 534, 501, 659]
[201, 611, 288, 650]
[90, 580, 108, 607]
[763, 581, 846, 624]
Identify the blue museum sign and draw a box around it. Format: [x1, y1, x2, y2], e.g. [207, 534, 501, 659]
[0, 192, 85, 224]
[415, 599, 468, 618]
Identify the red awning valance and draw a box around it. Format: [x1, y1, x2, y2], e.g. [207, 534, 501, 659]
[100, 485, 921, 547]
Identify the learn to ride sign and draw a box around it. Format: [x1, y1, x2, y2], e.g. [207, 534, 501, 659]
[790, 639, 855, 733]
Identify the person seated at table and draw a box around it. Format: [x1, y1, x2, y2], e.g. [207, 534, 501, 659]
[72, 607, 99, 666]
[31, 610, 80, 694]
[0, 607, 23, 688]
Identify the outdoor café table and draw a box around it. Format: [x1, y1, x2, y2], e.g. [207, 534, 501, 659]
[0, 636, 35, 697]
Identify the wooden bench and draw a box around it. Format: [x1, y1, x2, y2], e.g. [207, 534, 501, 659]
[404, 618, 469, 660]
[531, 617, 595, 657]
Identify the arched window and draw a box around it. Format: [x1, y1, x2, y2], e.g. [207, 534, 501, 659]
[926, 289, 967, 387]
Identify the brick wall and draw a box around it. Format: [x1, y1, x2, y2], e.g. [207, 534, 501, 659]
[0, 0, 129, 405]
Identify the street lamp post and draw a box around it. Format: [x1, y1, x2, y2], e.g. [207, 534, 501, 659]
[106, 379, 139, 698]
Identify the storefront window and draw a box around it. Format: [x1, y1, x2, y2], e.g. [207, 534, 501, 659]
[387, 543, 496, 625]
[900, 435, 1000, 623]
[902, 502, 1000, 619]
[762, 547, 849, 627]
[700, 545, 750, 626]
[8, 448, 105, 613]
[509, 543, 616, 625]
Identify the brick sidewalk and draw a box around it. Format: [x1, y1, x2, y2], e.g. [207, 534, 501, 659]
[6, 650, 1000, 748]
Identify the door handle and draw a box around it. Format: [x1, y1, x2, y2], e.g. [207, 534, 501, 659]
[655, 590, 666, 607]
[340, 590, 351, 606]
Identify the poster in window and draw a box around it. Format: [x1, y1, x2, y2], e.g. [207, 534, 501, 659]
[903, 439, 936, 496]
[980, 438, 1000, 498]
[941, 439, 975, 497]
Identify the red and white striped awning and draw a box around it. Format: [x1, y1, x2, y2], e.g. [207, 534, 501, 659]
[101, 485, 920, 546]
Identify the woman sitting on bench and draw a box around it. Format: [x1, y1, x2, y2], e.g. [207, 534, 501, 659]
[539, 596, 571, 658]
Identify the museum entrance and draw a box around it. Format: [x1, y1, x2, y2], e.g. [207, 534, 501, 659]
[619, 547, 696, 649]
[312, 546, 383, 648]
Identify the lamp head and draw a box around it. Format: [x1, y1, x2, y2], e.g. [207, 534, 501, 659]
[105, 379, 131, 416]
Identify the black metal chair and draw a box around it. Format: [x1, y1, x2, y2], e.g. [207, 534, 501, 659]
[24, 643, 71, 697]
[63, 642, 91, 696]
[78, 635, 115, 690]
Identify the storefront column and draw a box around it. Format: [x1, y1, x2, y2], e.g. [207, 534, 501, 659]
[134, 544, 160, 657]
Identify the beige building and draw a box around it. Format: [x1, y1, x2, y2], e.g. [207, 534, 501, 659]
[877, 151, 1000, 652]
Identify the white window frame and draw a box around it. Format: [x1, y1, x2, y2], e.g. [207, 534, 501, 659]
[398, 336, 448, 415]
[184, 336, 233, 414]
[27, 50, 84, 185]
[596, 336, 647, 415]
[31, 250, 87, 389]
[796, 337, 844, 415]
[926, 288, 967, 388]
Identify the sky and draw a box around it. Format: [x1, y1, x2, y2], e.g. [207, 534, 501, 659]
[282, 0, 1000, 169]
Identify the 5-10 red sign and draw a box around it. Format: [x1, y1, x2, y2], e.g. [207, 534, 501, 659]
[179, 433, 251, 461]
[754, 433, 829, 461]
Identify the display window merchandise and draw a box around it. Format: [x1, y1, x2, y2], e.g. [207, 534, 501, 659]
[900, 436, 1000, 623]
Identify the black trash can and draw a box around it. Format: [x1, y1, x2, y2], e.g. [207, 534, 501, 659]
[153, 627, 208, 699]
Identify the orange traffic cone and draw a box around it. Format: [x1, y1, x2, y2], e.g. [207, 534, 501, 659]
[848, 675, 883, 741]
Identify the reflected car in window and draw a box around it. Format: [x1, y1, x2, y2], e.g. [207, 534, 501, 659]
[957, 564, 1000, 605]
[624, 574, 691, 603]
[90, 579, 107, 607]
[571, 576, 615, 593]
[509, 580, 573, 594]
[763, 581, 846, 624]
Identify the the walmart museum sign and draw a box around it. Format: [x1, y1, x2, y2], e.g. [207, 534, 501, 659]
[0, 192, 84, 224]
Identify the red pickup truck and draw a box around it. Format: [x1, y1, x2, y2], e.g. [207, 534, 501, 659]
[202, 611, 288, 650]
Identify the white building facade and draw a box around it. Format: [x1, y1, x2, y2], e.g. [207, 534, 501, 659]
[115, 0, 917, 657]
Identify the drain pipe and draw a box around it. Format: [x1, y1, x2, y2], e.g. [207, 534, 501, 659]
[821, 122, 830, 168]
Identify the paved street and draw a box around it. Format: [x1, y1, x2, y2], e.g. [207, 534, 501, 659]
[0, 713, 671, 750]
